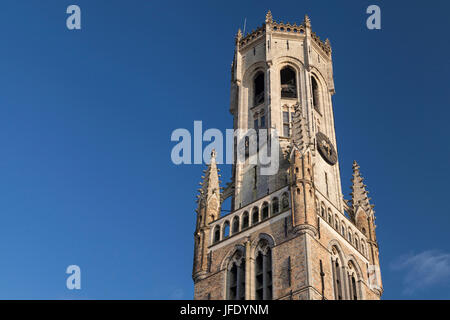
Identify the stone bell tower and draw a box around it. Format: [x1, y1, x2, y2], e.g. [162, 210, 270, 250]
[192, 11, 382, 300]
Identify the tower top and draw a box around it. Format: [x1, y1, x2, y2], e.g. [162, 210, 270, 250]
[236, 11, 331, 57]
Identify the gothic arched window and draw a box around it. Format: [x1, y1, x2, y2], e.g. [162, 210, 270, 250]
[333, 259, 343, 300]
[311, 75, 321, 112]
[351, 276, 358, 300]
[280, 66, 297, 98]
[252, 207, 260, 225]
[347, 263, 360, 300]
[242, 212, 249, 229]
[255, 240, 273, 300]
[281, 193, 289, 210]
[213, 225, 221, 243]
[232, 216, 240, 234]
[228, 250, 246, 300]
[223, 221, 230, 239]
[271, 197, 279, 215]
[254, 72, 265, 106]
[261, 202, 269, 220]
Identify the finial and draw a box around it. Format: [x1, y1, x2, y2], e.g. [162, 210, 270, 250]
[236, 28, 242, 41]
[303, 14, 311, 28]
[265, 10, 273, 23]
[325, 38, 331, 47]
[211, 149, 216, 159]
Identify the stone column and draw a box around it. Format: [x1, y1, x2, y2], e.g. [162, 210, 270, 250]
[341, 266, 349, 300]
[262, 253, 268, 300]
[331, 258, 338, 299]
[245, 238, 252, 300]
[348, 273, 353, 300]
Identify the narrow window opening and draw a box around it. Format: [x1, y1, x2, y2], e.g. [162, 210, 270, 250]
[254, 72, 265, 106]
[214, 226, 220, 243]
[252, 208, 259, 225]
[283, 111, 290, 137]
[232, 217, 239, 234]
[255, 245, 272, 300]
[311, 76, 321, 112]
[262, 203, 269, 220]
[335, 260, 343, 300]
[223, 221, 230, 238]
[280, 67, 297, 98]
[272, 198, 279, 214]
[228, 252, 246, 300]
[352, 276, 357, 300]
[242, 212, 249, 229]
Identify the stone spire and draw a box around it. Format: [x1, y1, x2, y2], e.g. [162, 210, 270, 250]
[193, 150, 221, 282]
[196, 150, 221, 211]
[350, 161, 374, 213]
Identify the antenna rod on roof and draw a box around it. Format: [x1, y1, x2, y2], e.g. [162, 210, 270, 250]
[243, 17, 247, 35]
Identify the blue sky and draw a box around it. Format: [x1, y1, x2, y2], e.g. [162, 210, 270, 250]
[0, 0, 448, 299]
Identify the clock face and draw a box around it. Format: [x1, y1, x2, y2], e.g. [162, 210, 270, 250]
[316, 132, 337, 165]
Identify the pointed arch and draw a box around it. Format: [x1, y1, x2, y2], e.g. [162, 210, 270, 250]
[271, 197, 279, 215]
[252, 234, 274, 300]
[232, 216, 240, 234]
[261, 202, 269, 220]
[222, 220, 230, 239]
[252, 207, 260, 225]
[213, 225, 221, 244]
[329, 240, 346, 300]
[224, 245, 246, 300]
[280, 66, 297, 98]
[241, 211, 249, 229]
[253, 71, 265, 106]
[346, 256, 365, 300]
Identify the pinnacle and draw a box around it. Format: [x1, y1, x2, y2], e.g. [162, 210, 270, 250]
[290, 104, 311, 155]
[266, 10, 273, 23]
[303, 14, 311, 28]
[196, 149, 221, 205]
[236, 29, 242, 42]
[350, 161, 374, 214]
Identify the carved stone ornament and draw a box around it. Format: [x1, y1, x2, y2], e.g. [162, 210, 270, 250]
[316, 132, 337, 165]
